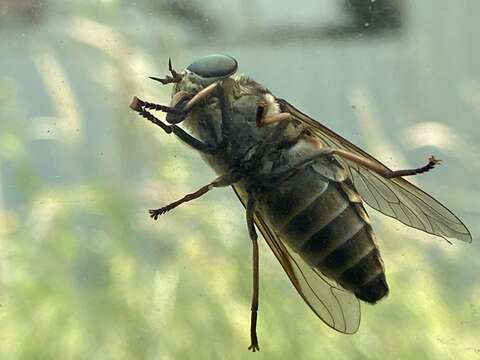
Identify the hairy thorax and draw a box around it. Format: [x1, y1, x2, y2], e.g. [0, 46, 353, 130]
[178, 74, 314, 179]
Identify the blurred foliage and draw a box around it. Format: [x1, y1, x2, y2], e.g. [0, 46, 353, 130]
[0, 0, 479, 359]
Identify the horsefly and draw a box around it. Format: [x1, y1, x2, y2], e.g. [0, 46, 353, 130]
[129, 54, 471, 351]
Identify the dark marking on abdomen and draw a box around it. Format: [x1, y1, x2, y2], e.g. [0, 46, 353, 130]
[260, 164, 389, 303]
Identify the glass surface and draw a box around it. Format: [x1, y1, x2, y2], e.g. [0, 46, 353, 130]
[1, 1, 479, 359]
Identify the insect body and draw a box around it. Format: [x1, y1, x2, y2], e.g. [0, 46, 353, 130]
[130, 54, 472, 352]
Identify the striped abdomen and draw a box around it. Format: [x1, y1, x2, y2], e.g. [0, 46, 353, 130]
[258, 165, 389, 303]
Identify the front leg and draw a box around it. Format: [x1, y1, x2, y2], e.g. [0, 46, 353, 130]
[130, 96, 218, 155]
[130, 81, 234, 155]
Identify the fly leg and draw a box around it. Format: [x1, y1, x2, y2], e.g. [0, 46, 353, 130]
[130, 57, 223, 153]
[256, 107, 292, 128]
[129, 82, 221, 155]
[330, 149, 441, 178]
[149, 173, 240, 219]
[129, 97, 218, 154]
[267, 148, 440, 181]
[254, 103, 440, 178]
[131, 82, 219, 124]
[246, 193, 260, 352]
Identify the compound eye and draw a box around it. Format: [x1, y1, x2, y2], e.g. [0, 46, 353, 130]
[187, 54, 238, 79]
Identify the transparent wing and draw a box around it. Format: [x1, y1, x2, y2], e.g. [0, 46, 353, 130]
[232, 185, 361, 334]
[278, 99, 472, 243]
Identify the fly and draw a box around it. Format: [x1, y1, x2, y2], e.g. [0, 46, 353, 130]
[129, 54, 472, 352]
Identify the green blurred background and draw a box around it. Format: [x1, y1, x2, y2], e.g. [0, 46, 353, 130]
[1, 1, 479, 359]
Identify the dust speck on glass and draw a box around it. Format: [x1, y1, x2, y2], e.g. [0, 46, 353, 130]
[0, 1, 478, 359]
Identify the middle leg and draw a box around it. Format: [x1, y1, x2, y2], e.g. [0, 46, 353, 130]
[149, 173, 240, 219]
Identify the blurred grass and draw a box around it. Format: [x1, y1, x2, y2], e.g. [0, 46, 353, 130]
[1, 1, 479, 359]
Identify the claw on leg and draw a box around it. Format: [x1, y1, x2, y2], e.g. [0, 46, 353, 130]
[148, 173, 240, 221]
[149, 207, 171, 220]
[129, 96, 173, 134]
[148, 185, 211, 220]
[428, 155, 442, 166]
[382, 155, 442, 178]
[329, 149, 443, 179]
[248, 340, 260, 352]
